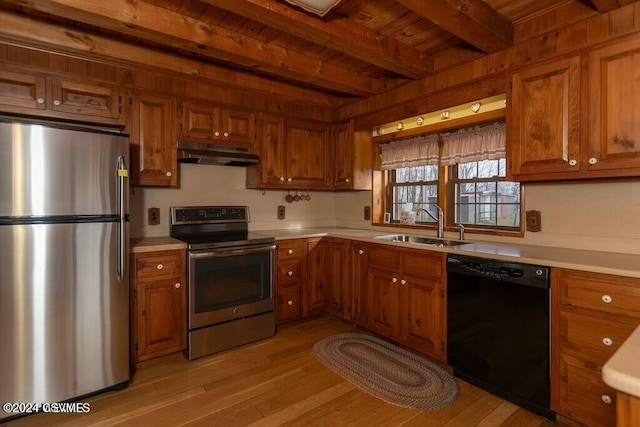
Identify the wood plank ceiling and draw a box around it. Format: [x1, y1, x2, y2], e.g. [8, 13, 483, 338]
[0, 0, 633, 106]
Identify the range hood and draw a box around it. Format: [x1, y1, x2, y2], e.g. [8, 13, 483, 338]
[176, 141, 259, 166]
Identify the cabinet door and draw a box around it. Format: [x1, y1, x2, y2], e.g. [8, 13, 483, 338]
[402, 276, 442, 358]
[350, 244, 368, 326]
[588, 39, 640, 172]
[366, 269, 401, 338]
[306, 239, 330, 316]
[509, 56, 581, 178]
[220, 108, 255, 146]
[327, 241, 345, 318]
[49, 78, 122, 121]
[276, 286, 303, 325]
[136, 278, 186, 361]
[257, 114, 287, 186]
[129, 92, 176, 186]
[286, 119, 331, 189]
[0, 69, 45, 110]
[181, 101, 218, 139]
[333, 121, 353, 190]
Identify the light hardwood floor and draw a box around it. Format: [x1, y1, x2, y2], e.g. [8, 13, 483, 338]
[4, 316, 560, 427]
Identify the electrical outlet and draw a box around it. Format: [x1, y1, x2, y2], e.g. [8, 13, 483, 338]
[148, 207, 160, 225]
[277, 205, 286, 220]
[364, 206, 371, 221]
[526, 210, 541, 232]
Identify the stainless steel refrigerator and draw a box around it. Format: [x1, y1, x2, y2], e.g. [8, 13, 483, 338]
[0, 119, 130, 420]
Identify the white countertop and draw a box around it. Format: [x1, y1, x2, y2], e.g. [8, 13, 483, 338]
[260, 227, 640, 278]
[603, 325, 640, 398]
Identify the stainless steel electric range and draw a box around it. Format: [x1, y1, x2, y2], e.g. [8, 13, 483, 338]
[170, 206, 276, 360]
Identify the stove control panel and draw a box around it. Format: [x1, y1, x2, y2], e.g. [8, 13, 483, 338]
[171, 206, 249, 224]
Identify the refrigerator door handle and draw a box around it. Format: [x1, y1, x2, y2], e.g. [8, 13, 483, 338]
[116, 155, 128, 281]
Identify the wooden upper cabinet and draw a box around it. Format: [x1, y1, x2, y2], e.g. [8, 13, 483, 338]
[509, 56, 582, 178]
[0, 69, 46, 110]
[0, 69, 122, 125]
[286, 118, 332, 189]
[48, 78, 121, 121]
[179, 101, 255, 146]
[250, 113, 287, 186]
[588, 38, 640, 172]
[128, 91, 176, 187]
[333, 121, 354, 190]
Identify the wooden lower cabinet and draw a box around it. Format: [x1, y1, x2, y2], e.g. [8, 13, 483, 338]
[275, 239, 307, 325]
[552, 268, 640, 426]
[131, 249, 186, 363]
[357, 244, 445, 361]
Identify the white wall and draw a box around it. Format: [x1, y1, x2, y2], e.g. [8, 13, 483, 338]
[130, 163, 337, 237]
[131, 164, 640, 255]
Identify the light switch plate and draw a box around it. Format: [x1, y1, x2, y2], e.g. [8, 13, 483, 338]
[526, 210, 541, 232]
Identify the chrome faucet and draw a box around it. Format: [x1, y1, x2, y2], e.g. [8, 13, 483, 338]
[456, 223, 465, 241]
[416, 206, 444, 238]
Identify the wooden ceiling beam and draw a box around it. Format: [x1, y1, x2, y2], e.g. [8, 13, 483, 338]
[6, 0, 384, 96]
[0, 9, 343, 108]
[207, 0, 433, 79]
[589, 0, 622, 13]
[395, 0, 513, 53]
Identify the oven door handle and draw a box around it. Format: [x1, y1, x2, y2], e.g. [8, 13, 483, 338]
[189, 244, 276, 259]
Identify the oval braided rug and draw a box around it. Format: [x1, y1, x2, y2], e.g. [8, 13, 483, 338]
[313, 333, 459, 410]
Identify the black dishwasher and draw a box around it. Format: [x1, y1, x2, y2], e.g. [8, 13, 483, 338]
[446, 254, 554, 420]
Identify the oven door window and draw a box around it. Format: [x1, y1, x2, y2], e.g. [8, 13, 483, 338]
[193, 250, 272, 313]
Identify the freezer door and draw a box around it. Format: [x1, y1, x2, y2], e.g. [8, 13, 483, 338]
[0, 221, 129, 413]
[0, 121, 129, 216]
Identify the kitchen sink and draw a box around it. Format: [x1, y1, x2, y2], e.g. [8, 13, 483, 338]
[375, 234, 468, 247]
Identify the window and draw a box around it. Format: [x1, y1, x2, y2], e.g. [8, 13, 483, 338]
[450, 159, 520, 229]
[389, 165, 439, 223]
[385, 159, 521, 232]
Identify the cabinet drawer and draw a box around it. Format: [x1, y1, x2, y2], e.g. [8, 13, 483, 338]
[276, 286, 303, 324]
[557, 353, 616, 427]
[401, 250, 443, 279]
[134, 252, 183, 280]
[277, 260, 302, 286]
[558, 269, 640, 317]
[368, 246, 400, 271]
[277, 240, 305, 261]
[559, 310, 638, 365]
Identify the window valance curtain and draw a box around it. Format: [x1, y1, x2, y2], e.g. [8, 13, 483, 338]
[379, 133, 439, 170]
[379, 121, 505, 170]
[440, 121, 506, 166]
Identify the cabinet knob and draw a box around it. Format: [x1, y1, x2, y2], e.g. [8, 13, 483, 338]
[589, 157, 598, 165]
[287, 271, 293, 276]
[400, 279, 407, 285]
[156, 263, 164, 270]
[568, 159, 577, 166]
[233, 308, 239, 314]
[280, 177, 285, 182]
[602, 294, 612, 304]
[287, 178, 292, 183]
[287, 300, 293, 306]
[36, 98, 45, 104]
[214, 131, 220, 137]
[288, 249, 294, 255]
[391, 277, 397, 283]
[602, 395, 612, 404]
[166, 171, 172, 177]
[358, 249, 364, 255]
[53, 99, 61, 106]
[174, 283, 181, 289]
[602, 337, 613, 346]
[223, 132, 229, 137]
[345, 178, 350, 183]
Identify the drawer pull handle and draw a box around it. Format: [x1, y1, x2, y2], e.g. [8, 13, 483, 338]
[233, 308, 239, 314]
[568, 159, 577, 166]
[602, 395, 612, 404]
[156, 264, 164, 270]
[287, 271, 293, 276]
[287, 300, 293, 306]
[174, 283, 181, 289]
[358, 249, 364, 255]
[603, 337, 613, 346]
[391, 277, 397, 283]
[602, 294, 612, 304]
[589, 157, 598, 165]
[288, 249, 294, 255]
[214, 131, 220, 137]
[53, 99, 61, 106]
[37, 98, 45, 104]
[400, 279, 407, 285]
[280, 177, 285, 182]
